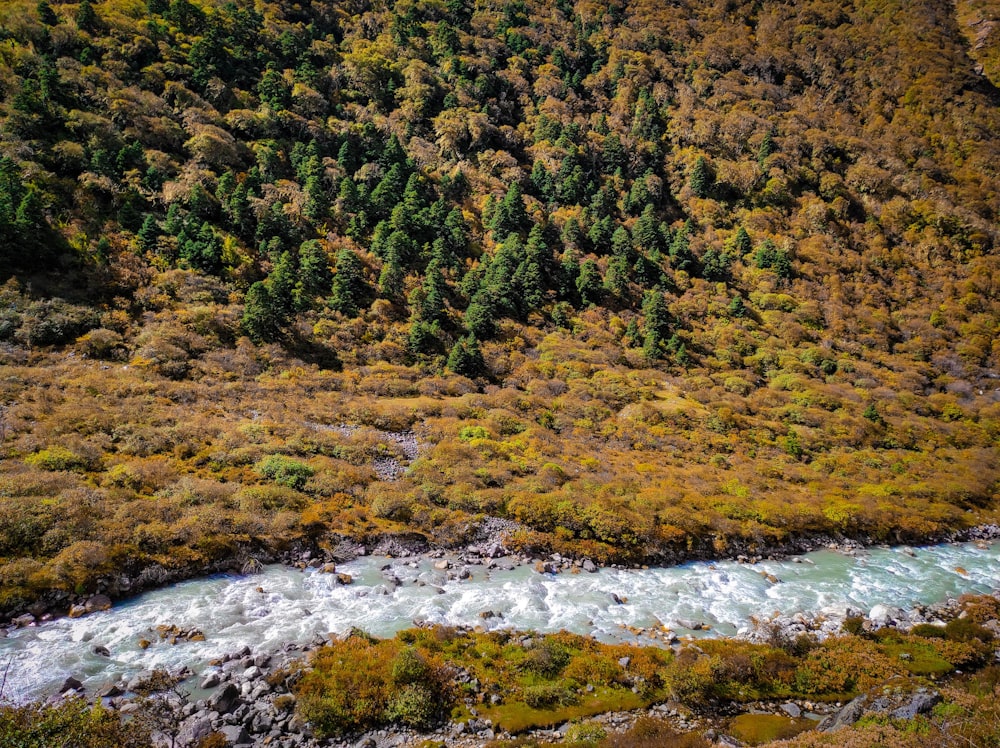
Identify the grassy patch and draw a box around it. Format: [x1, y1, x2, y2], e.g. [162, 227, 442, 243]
[480, 687, 650, 734]
[727, 714, 815, 745]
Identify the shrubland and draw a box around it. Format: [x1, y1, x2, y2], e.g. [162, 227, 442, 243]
[0, 0, 997, 612]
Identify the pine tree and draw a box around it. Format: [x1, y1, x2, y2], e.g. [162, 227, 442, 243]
[757, 130, 775, 167]
[633, 204, 661, 253]
[641, 290, 670, 359]
[378, 242, 405, 299]
[689, 155, 712, 198]
[732, 226, 752, 257]
[76, 0, 98, 31]
[37, 1, 57, 26]
[490, 182, 529, 238]
[242, 282, 280, 343]
[447, 334, 485, 378]
[669, 222, 694, 272]
[576, 259, 603, 306]
[329, 248, 367, 317]
[464, 296, 496, 339]
[294, 240, 333, 310]
[268, 251, 297, 321]
[136, 215, 160, 253]
[604, 254, 629, 300]
[421, 259, 447, 322]
[304, 175, 328, 223]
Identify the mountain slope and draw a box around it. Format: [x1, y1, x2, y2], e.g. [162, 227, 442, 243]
[0, 0, 998, 611]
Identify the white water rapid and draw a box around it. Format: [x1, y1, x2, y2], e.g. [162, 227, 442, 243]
[1, 540, 997, 703]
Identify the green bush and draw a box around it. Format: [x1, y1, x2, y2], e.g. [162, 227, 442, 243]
[24, 446, 89, 472]
[254, 455, 314, 490]
[522, 683, 577, 709]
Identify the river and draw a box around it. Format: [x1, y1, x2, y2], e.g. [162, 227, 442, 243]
[2, 539, 998, 703]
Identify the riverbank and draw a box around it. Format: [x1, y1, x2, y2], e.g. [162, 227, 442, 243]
[24, 588, 1000, 748]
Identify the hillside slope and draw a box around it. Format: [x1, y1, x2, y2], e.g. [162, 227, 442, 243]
[0, 0, 998, 611]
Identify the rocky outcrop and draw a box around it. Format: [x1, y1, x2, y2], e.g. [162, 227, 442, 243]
[818, 684, 942, 732]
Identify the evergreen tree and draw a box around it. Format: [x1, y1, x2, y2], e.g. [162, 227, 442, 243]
[757, 130, 775, 167]
[464, 296, 496, 339]
[700, 247, 731, 281]
[633, 204, 661, 253]
[408, 319, 441, 355]
[641, 289, 670, 359]
[421, 259, 447, 322]
[370, 163, 406, 218]
[329, 248, 367, 317]
[37, 1, 57, 26]
[669, 222, 694, 272]
[604, 253, 629, 300]
[294, 240, 333, 310]
[490, 182, 529, 237]
[732, 226, 752, 257]
[378, 242, 405, 299]
[14, 186, 45, 238]
[728, 295, 747, 318]
[76, 0, 98, 31]
[689, 155, 712, 198]
[447, 334, 485, 378]
[136, 215, 160, 253]
[268, 251, 297, 321]
[304, 175, 328, 222]
[242, 282, 280, 342]
[576, 259, 603, 306]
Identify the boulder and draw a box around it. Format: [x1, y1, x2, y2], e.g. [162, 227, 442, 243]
[177, 716, 212, 747]
[84, 595, 112, 613]
[434, 559, 450, 570]
[68, 604, 87, 619]
[819, 695, 868, 732]
[816, 694, 868, 732]
[60, 677, 84, 693]
[890, 691, 941, 720]
[582, 559, 597, 573]
[12, 613, 35, 627]
[92, 645, 110, 657]
[780, 702, 802, 718]
[220, 724, 250, 745]
[200, 672, 221, 689]
[209, 683, 241, 715]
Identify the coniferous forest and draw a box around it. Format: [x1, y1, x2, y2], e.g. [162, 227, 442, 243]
[2, 0, 1000, 744]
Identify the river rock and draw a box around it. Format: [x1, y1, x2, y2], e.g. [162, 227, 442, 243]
[582, 559, 597, 573]
[209, 683, 241, 715]
[869, 604, 905, 627]
[819, 695, 867, 731]
[434, 559, 450, 570]
[85, 594, 112, 613]
[177, 716, 213, 747]
[68, 604, 87, 618]
[319, 562, 337, 574]
[13, 613, 35, 627]
[780, 702, 802, 718]
[92, 645, 110, 657]
[220, 724, 250, 745]
[60, 676, 83, 693]
[200, 672, 221, 689]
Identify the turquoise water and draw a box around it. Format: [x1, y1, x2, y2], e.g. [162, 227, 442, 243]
[1, 540, 997, 702]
